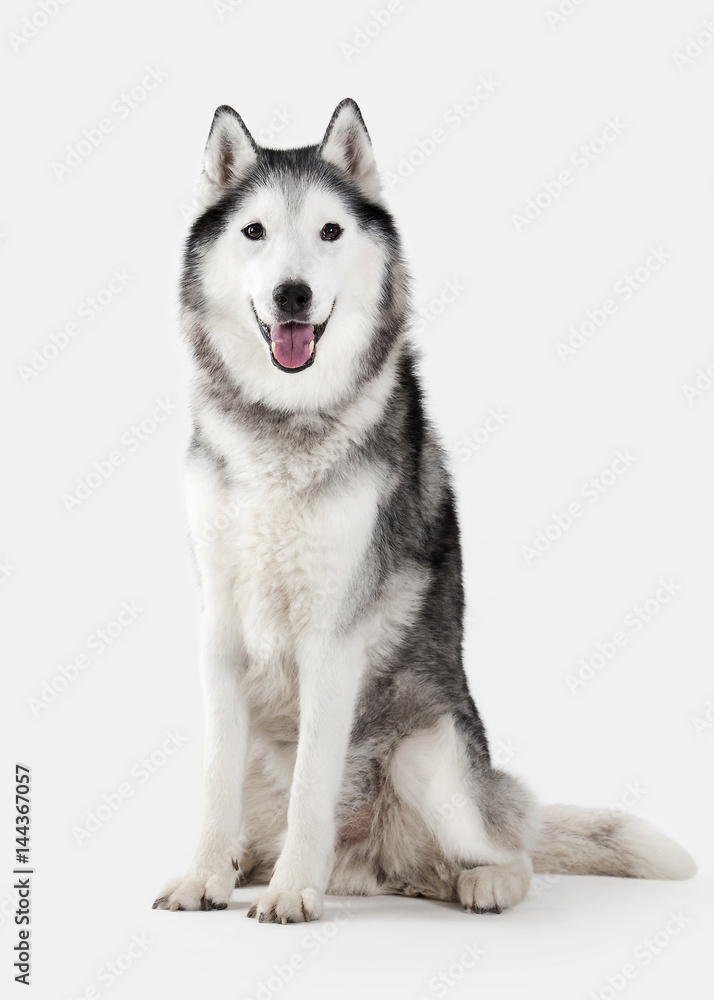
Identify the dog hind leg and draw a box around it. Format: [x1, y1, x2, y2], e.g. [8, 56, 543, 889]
[389, 713, 536, 912]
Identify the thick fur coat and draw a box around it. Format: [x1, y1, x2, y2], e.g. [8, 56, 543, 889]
[154, 100, 695, 922]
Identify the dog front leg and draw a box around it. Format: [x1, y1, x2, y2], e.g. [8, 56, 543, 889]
[247, 632, 365, 923]
[153, 612, 249, 910]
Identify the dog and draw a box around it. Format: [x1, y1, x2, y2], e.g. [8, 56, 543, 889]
[153, 99, 696, 922]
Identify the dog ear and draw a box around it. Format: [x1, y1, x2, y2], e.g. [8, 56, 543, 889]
[320, 99, 381, 202]
[199, 105, 258, 208]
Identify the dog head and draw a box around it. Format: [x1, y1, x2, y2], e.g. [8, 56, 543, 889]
[182, 99, 409, 413]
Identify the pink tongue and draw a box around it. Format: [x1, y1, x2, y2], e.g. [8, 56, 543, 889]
[270, 323, 315, 369]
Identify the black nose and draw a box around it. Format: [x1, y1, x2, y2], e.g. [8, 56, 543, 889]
[273, 281, 312, 317]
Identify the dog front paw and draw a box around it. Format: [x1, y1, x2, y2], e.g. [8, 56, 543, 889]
[152, 868, 240, 911]
[247, 886, 323, 924]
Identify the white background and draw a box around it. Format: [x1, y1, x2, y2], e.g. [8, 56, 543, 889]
[2, 0, 713, 997]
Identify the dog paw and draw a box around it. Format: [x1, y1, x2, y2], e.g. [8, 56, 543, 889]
[457, 857, 531, 914]
[247, 886, 323, 924]
[152, 869, 239, 911]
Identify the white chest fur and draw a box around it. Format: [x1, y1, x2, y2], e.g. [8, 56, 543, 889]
[186, 402, 389, 730]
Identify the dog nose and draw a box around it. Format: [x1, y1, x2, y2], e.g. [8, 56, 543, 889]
[273, 281, 312, 316]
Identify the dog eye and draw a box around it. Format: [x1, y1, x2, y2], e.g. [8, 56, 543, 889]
[242, 223, 265, 240]
[320, 223, 343, 242]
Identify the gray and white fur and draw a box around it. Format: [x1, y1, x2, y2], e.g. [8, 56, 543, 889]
[153, 99, 696, 922]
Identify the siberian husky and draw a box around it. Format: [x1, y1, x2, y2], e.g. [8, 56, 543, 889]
[153, 100, 695, 922]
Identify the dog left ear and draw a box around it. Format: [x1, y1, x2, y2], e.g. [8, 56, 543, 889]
[320, 99, 382, 202]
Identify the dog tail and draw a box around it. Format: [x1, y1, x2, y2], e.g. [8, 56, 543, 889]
[530, 804, 696, 880]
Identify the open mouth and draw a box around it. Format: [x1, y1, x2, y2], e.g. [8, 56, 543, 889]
[252, 305, 332, 374]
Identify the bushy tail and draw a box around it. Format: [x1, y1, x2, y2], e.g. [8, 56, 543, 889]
[531, 804, 696, 880]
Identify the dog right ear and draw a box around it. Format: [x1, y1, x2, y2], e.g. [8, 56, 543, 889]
[198, 105, 258, 208]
